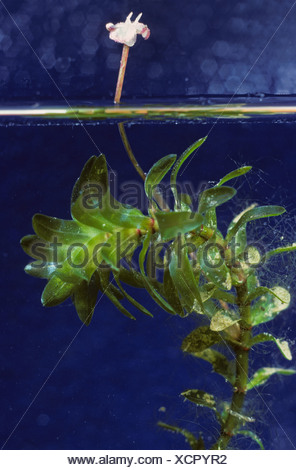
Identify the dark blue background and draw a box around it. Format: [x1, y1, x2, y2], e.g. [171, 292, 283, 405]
[1, 0, 296, 452]
[0, 0, 296, 99]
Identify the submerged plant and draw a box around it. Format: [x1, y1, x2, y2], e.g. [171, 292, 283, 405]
[21, 137, 296, 450]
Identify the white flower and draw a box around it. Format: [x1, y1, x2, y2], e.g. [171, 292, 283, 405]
[106, 12, 150, 47]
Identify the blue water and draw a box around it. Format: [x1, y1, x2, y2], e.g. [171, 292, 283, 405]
[1, 117, 296, 450]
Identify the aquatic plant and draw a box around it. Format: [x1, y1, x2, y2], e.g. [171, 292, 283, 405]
[21, 136, 296, 450]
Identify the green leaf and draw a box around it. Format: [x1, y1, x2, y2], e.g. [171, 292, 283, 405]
[32, 214, 90, 244]
[21, 235, 62, 277]
[198, 239, 232, 291]
[179, 193, 193, 210]
[98, 268, 136, 320]
[210, 309, 239, 332]
[235, 430, 264, 450]
[192, 348, 235, 384]
[154, 211, 203, 240]
[73, 190, 149, 233]
[250, 286, 290, 326]
[171, 137, 207, 205]
[24, 261, 57, 279]
[55, 232, 106, 283]
[99, 195, 150, 231]
[70, 155, 116, 232]
[101, 229, 138, 271]
[71, 154, 109, 206]
[204, 208, 217, 229]
[169, 237, 204, 314]
[228, 224, 247, 260]
[139, 233, 176, 315]
[228, 410, 255, 423]
[163, 267, 185, 317]
[264, 243, 296, 261]
[144, 154, 176, 199]
[113, 272, 153, 318]
[71, 200, 115, 233]
[227, 205, 258, 260]
[247, 286, 288, 304]
[72, 272, 101, 325]
[226, 205, 286, 242]
[118, 267, 145, 288]
[41, 275, 74, 307]
[181, 389, 216, 410]
[198, 186, 236, 214]
[182, 326, 221, 353]
[21, 234, 52, 258]
[210, 288, 236, 305]
[158, 422, 204, 450]
[216, 166, 252, 187]
[199, 283, 217, 302]
[251, 333, 292, 360]
[247, 273, 259, 295]
[247, 367, 296, 390]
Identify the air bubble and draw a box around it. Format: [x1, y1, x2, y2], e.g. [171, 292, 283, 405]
[55, 57, 71, 73]
[212, 40, 230, 58]
[41, 52, 56, 70]
[37, 413, 50, 426]
[200, 59, 218, 77]
[147, 62, 163, 80]
[106, 53, 121, 71]
[82, 39, 99, 56]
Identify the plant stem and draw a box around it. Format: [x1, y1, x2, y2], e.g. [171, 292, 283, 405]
[114, 45, 130, 104]
[118, 122, 170, 211]
[211, 281, 252, 450]
[118, 122, 146, 181]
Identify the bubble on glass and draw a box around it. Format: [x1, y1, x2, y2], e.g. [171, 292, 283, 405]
[212, 41, 230, 58]
[55, 57, 71, 73]
[248, 72, 270, 92]
[14, 70, 31, 88]
[0, 35, 12, 53]
[186, 86, 198, 95]
[237, 81, 252, 94]
[41, 52, 56, 70]
[106, 53, 121, 71]
[157, 27, 170, 44]
[219, 64, 233, 80]
[188, 19, 206, 36]
[196, 4, 213, 19]
[200, 59, 218, 76]
[233, 2, 247, 14]
[13, 13, 31, 28]
[64, 0, 79, 9]
[80, 61, 96, 76]
[86, 10, 102, 25]
[141, 42, 155, 59]
[82, 23, 98, 40]
[274, 62, 295, 94]
[0, 66, 9, 83]
[68, 10, 85, 28]
[218, 62, 249, 80]
[82, 39, 99, 56]
[207, 80, 225, 94]
[37, 413, 50, 427]
[147, 62, 163, 79]
[40, 37, 56, 54]
[228, 17, 247, 33]
[247, 19, 261, 36]
[224, 75, 242, 92]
